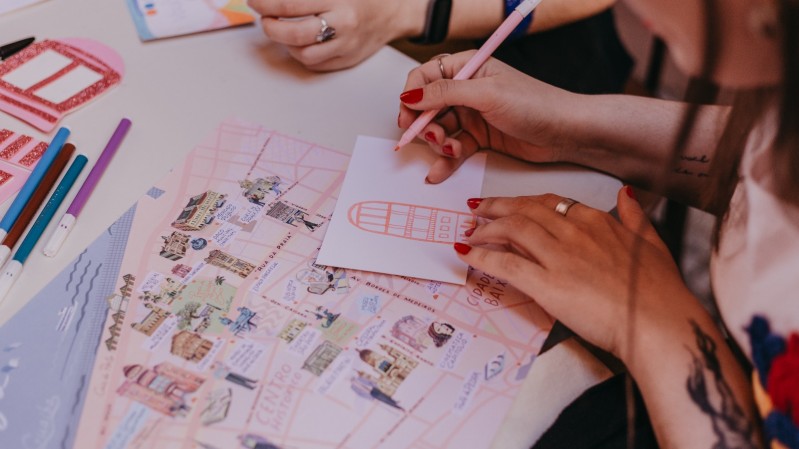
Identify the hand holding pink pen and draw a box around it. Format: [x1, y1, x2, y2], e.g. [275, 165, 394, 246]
[394, 0, 544, 151]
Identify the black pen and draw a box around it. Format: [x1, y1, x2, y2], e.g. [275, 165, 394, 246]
[0, 37, 35, 60]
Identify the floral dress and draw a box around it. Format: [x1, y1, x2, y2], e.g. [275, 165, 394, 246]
[711, 110, 799, 448]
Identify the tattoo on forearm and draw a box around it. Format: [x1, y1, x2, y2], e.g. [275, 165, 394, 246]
[685, 320, 757, 449]
[673, 154, 711, 178]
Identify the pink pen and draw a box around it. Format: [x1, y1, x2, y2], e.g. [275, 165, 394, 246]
[395, 0, 544, 151]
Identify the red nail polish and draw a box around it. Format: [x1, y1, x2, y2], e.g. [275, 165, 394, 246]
[625, 185, 636, 200]
[467, 198, 482, 209]
[464, 228, 474, 237]
[442, 144, 454, 156]
[400, 88, 423, 104]
[425, 131, 437, 143]
[454, 242, 472, 255]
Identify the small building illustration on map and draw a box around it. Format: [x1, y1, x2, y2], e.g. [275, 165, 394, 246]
[239, 176, 282, 205]
[172, 263, 192, 278]
[160, 231, 190, 261]
[204, 249, 255, 278]
[302, 340, 342, 376]
[131, 304, 171, 336]
[265, 201, 320, 231]
[105, 274, 135, 351]
[170, 330, 214, 362]
[390, 315, 432, 352]
[357, 344, 418, 396]
[278, 319, 307, 343]
[171, 191, 227, 231]
[117, 362, 204, 416]
[348, 201, 474, 244]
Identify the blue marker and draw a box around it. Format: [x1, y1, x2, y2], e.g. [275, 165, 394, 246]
[0, 127, 70, 242]
[0, 154, 87, 302]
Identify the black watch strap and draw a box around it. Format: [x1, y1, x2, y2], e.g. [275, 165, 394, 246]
[409, 0, 453, 45]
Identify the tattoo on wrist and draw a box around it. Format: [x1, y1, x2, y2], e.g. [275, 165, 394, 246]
[673, 167, 709, 177]
[685, 320, 757, 449]
[680, 154, 711, 163]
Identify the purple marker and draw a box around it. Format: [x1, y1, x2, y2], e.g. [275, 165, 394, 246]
[43, 118, 131, 257]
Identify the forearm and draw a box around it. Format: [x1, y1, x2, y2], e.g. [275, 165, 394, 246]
[444, 0, 616, 40]
[627, 305, 761, 448]
[561, 94, 730, 209]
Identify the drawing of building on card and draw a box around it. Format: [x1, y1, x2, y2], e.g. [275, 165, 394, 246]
[347, 201, 474, 244]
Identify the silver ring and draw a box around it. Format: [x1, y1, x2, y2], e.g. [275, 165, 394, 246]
[316, 16, 336, 43]
[554, 198, 579, 216]
[431, 53, 450, 79]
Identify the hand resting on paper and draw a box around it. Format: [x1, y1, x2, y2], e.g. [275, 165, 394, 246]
[455, 191, 715, 359]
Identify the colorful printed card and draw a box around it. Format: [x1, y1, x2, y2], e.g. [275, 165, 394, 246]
[317, 136, 486, 285]
[49, 119, 552, 449]
[125, 0, 256, 41]
[0, 38, 124, 132]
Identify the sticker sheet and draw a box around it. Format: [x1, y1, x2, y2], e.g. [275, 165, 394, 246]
[26, 118, 552, 449]
[125, 0, 256, 41]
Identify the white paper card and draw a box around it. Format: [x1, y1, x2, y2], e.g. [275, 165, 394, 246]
[34, 65, 103, 103]
[317, 136, 486, 285]
[1, 49, 71, 89]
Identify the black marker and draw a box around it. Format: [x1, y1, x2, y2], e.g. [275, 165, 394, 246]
[0, 37, 35, 60]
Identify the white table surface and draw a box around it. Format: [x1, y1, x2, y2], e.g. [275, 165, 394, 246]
[0, 1, 616, 447]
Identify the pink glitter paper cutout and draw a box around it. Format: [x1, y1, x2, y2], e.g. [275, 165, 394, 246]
[0, 135, 32, 160]
[19, 141, 47, 167]
[0, 129, 12, 145]
[0, 40, 123, 130]
[0, 170, 12, 186]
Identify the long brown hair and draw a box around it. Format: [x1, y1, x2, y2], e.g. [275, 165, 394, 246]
[703, 0, 799, 222]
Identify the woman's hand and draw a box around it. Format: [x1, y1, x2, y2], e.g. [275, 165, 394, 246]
[399, 51, 584, 183]
[247, 0, 425, 71]
[457, 188, 703, 358]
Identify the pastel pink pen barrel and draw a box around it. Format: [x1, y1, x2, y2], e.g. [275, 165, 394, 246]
[43, 118, 131, 257]
[395, 0, 543, 151]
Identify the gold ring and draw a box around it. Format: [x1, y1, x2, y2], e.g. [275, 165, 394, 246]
[431, 53, 450, 79]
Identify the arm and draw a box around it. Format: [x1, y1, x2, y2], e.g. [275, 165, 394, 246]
[562, 95, 730, 209]
[398, 53, 729, 211]
[446, 0, 617, 39]
[457, 192, 761, 448]
[247, 0, 616, 71]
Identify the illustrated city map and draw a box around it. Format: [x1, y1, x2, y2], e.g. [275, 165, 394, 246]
[0, 119, 552, 449]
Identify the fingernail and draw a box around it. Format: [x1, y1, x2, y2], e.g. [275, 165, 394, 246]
[467, 198, 482, 209]
[424, 177, 431, 184]
[425, 131, 437, 143]
[454, 242, 472, 255]
[464, 228, 474, 237]
[625, 185, 636, 200]
[400, 88, 423, 104]
[442, 144, 454, 156]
